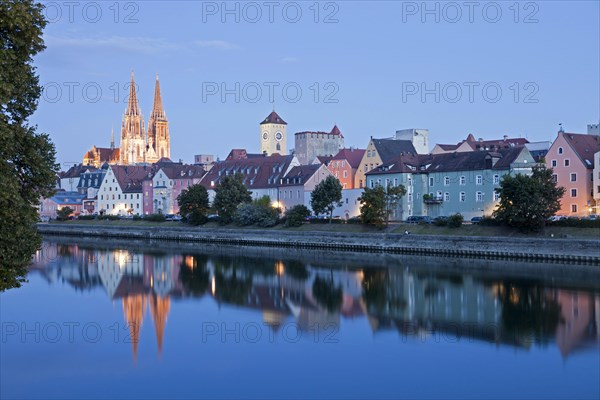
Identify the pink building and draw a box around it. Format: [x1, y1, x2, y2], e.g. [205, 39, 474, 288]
[547, 131, 600, 216]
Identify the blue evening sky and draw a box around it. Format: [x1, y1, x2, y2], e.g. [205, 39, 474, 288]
[31, 1, 600, 166]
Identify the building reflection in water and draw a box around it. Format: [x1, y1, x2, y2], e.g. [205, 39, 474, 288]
[30, 242, 599, 361]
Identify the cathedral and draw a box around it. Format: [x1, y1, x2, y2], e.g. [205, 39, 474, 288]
[83, 71, 171, 166]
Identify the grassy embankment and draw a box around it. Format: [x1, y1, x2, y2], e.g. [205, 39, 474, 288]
[47, 220, 600, 239]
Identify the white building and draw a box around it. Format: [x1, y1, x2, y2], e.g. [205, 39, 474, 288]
[97, 165, 148, 215]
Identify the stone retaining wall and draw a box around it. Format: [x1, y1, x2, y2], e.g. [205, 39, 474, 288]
[37, 224, 600, 264]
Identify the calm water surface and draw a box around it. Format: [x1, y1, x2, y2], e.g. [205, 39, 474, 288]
[1, 238, 599, 399]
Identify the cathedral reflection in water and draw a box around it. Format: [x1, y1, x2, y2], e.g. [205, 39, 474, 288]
[30, 242, 599, 361]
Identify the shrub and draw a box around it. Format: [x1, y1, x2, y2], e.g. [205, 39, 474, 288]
[433, 217, 448, 227]
[233, 198, 279, 227]
[77, 215, 95, 220]
[309, 217, 342, 224]
[97, 214, 119, 221]
[479, 216, 501, 226]
[144, 213, 166, 222]
[132, 215, 142, 221]
[547, 218, 600, 228]
[447, 213, 464, 228]
[56, 207, 74, 221]
[285, 205, 311, 227]
[347, 216, 362, 224]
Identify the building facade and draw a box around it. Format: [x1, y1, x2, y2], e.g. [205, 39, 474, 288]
[260, 111, 287, 156]
[324, 148, 365, 189]
[354, 138, 417, 189]
[546, 131, 600, 216]
[97, 165, 148, 215]
[294, 125, 345, 165]
[365, 147, 535, 221]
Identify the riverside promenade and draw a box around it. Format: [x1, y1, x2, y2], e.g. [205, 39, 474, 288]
[37, 224, 600, 264]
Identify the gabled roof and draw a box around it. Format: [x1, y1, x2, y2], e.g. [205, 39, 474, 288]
[60, 164, 95, 179]
[158, 164, 206, 180]
[199, 154, 296, 189]
[366, 153, 428, 176]
[260, 111, 287, 125]
[561, 132, 600, 169]
[279, 164, 322, 186]
[49, 192, 86, 205]
[331, 148, 366, 168]
[77, 170, 107, 189]
[330, 125, 342, 136]
[316, 155, 334, 165]
[372, 139, 417, 163]
[111, 165, 150, 193]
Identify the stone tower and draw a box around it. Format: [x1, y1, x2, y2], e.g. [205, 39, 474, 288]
[146, 75, 170, 163]
[120, 71, 146, 165]
[260, 110, 287, 156]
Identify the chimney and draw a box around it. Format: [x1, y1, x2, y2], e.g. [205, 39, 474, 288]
[503, 135, 508, 141]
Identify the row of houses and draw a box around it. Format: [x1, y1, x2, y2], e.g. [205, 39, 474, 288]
[43, 127, 600, 220]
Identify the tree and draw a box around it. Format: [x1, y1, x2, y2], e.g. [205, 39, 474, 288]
[285, 204, 311, 227]
[56, 207, 73, 221]
[177, 184, 209, 225]
[310, 175, 342, 222]
[233, 196, 279, 227]
[493, 167, 565, 232]
[312, 273, 343, 313]
[359, 184, 407, 227]
[1, 1, 59, 291]
[213, 172, 252, 224]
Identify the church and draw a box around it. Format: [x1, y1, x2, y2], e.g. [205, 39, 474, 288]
[83, 71, 171, 166]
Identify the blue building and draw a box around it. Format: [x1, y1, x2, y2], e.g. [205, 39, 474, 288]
[365, 147, 535, 221]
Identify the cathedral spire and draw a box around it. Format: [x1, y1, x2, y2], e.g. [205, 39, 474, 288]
[126, 69, 141, 116]
[150, 74, 166, 120]
[110, 127, 115, 149]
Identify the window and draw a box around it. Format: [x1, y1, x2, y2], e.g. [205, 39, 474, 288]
[444, 176, 450, 186]
[571, 204, 577, 213]
[359, 180, 363, 188]
[393, 178, 398, 186]
[494, 192, 500, 201]
[370, 180, 374, 188]
[408, 193, 413, 202]
[571, 188, 577, 197]
[558, 147, 563, 155]
[570, 173, 577, 182]
[460, 176, 466, 186]
[429, 177, 434, 186]
[408, 177, 412, 186]
[118, 194, 121, 200]
[364, 165, 368, 172]
[343, 171, 347, 178]
[444, 192, 450, 201]
[460, 192, 466, 202]
[551, 160, 557, 167]
[564, 159, 570, 167]
[476, 192, 483, 202]
[493, 175, 499, 184]
[476, 175, 483, 185]
[386, 179, 390, 187]
[552, 174, 557, 183]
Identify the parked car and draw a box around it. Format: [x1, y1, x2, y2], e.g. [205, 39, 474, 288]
[583, 214, 598, 220]
[406, 216, 432, 224]
[38, 215, 50, 223]
[433, 216, 449, 224]
[470, 217, 483, 224]
[548, 215, 566, 222]
[165, 214, 182, 221]
[207, 214, 220, 222]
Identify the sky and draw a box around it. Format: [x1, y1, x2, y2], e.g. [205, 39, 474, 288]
[31, 0, 600, 167]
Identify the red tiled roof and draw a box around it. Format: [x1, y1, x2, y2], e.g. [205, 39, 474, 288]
[111, 165, 151, 193]
[159, 164, 207, 180]
[279, 164, 322, 186]
[330, 125, 342, 136]
[462, 134, 529, 151]
[260, 111, 287, 125]
[331, 148, 366, 168]
[562, 132, 600, 169]
[199, 154, 295, 189]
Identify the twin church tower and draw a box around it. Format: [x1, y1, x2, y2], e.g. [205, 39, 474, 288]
[119, 71, 170, 165]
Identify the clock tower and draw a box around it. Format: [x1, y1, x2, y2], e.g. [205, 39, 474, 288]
[260, 110, 287, 156]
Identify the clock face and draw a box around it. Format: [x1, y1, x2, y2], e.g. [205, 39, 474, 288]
[262, 132, 269, 141]
[275, 131, 283, 142]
